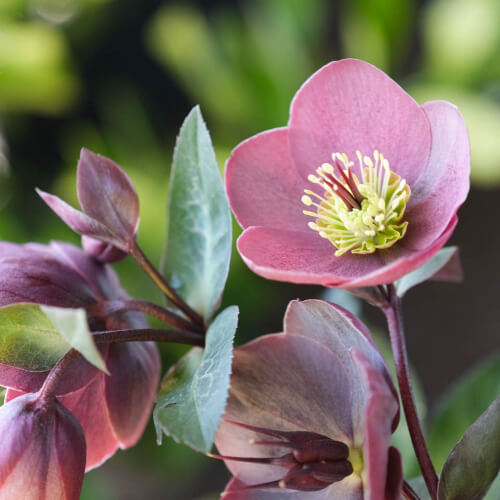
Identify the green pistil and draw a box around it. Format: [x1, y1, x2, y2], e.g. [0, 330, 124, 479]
[348, 447, 364, 476]
[302, 151, 411, 256]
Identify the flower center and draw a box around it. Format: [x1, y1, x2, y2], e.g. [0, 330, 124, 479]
[348, 447, 364, 476]
[302, 151, 411, 256]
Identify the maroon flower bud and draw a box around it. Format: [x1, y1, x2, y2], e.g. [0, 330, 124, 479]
[0, 392, 86, 500]
[81, 236, 128, 264]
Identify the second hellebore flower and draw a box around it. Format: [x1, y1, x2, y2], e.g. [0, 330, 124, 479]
[0, 241, 160, 470]
[215, 299, 402, 499]
[226, 59, 470, 287]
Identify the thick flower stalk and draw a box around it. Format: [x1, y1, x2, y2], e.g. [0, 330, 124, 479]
[0, 241, 160, 470]
[226, 58, 470, 287]
[215, 300, 403, 499]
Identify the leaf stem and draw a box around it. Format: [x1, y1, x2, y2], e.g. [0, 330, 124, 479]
[94, 299, 203, 333]
[130, 241, 204, 327]
[92, 327, 204, 347]
[381, 284, 438, 499]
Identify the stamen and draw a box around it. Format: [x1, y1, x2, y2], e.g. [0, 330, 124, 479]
[302, 150, 411, 256]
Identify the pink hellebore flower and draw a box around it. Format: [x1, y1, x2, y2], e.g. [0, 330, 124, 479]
[0, 242, 160, 471]
[215, 299, 402, 499]
[0, 392, 86, 500]
[226, 59, 470, 287]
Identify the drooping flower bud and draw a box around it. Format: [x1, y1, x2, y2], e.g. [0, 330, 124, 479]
[0, 392, 86, 500]
[81, 236, 128, 264]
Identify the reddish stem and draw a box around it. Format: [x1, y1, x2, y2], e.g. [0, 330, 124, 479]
[402, 481, 421, 500]
[130, 241, 204, 328]
[37, 349, 79, 404]
[382, 284, 438, 499]
[94, 299, 202, 333]
[92, 327, 204, 346]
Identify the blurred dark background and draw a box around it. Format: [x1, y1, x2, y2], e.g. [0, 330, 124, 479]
[0, 0, 499, 498]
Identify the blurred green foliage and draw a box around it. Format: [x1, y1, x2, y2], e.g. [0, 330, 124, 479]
[0, 0, 499, 498]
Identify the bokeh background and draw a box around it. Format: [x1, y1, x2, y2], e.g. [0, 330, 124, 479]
[0, 0, 499, 498]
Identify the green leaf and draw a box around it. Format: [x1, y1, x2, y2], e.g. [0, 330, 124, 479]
[395, 247, 461, 297]
[40, 305, 108, 373]
[163, 106, 232, 321]
[0, 303, 107, 373]
[438, 395, 500, 500]
[407, 476, 432, 500]
[154, 306, 238, 453]
[428, 354, 500, 471]
[0, 303, 70, 371]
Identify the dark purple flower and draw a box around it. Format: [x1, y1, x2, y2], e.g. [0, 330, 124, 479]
[0, 241, 160, 470]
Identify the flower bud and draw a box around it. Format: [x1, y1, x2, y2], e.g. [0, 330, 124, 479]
[0, 392, 86, 500]
[82, 235, 128, 264]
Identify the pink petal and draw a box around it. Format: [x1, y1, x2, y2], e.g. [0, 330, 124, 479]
[288, 59, 431, 186]
[344, 215, 458, 288]
[404, 101, 470, 250]
[77, 148, 139, 250]
[237, 213, 457, 288]
[58, 373, 119, 471]
[226, 128, 306, 231]
[350, 350, 400, 500]
[283, 300, 398, 435]
[215, 334, 353, 484]
[104, 342, 160, 448]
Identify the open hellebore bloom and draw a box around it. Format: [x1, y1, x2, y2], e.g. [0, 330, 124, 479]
[0, 241, 160, 470]
[215, 299, 402, 499]
[0, 392, 86, 500]
[226, 59, 470, 287]
[37, 148, 139, 262]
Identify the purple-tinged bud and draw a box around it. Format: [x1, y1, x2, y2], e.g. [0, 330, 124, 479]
[81, 236, 128, 264]
[0, 392, 86, 500]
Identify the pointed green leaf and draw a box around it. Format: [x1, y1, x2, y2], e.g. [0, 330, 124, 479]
[40, 305, 108, 373]
[163, 106, 232, 321]
[438, 395, 500, 500]
[0, 303, 107, 373]
[428, 354, 500, 471]
[154, 306, 238, 452]
[395, 247, 462, 297]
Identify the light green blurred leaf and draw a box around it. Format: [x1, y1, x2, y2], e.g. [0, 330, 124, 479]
[0, 23, 79, 114]
[395, 247, 461, 297]
[423, 0, 500, 84]
[427, 354, 500, 471]
[0, 303, 104, 372]
[40, 305, 107, 373]
[154, 306, 238, 453]
[163, 106, 232, 321]
[438, 395, 500, 500]
[0, 303, 69, 370]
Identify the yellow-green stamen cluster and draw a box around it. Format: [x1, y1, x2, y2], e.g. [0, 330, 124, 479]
[302, 151, 411, 256]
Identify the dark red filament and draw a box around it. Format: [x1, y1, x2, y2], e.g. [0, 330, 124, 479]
[212, 419, 353, 493]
